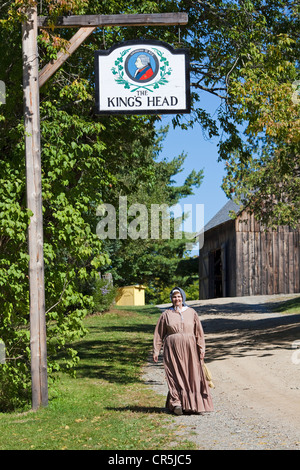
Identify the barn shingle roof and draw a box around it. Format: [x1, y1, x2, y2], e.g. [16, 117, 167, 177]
[204, 200, 240, 232]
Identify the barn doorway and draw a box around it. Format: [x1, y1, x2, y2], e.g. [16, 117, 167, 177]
[209, 246, 227, 298]
[213, 248, 223, 297]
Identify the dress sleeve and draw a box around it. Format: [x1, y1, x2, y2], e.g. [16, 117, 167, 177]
[153, 312, 167, 356]
[194, 311, 205, 360]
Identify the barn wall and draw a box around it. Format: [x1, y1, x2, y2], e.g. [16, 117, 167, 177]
[235, 212, 300, 296]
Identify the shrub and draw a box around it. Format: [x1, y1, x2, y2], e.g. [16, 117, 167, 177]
[145, 279, 199, 305]
[92, 277, 117, 313]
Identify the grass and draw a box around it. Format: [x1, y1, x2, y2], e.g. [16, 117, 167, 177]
[271, 295, 300, 314]
[0, 305, 197, 450]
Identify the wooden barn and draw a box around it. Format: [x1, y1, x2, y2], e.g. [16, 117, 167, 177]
[199, 200, 300, 299]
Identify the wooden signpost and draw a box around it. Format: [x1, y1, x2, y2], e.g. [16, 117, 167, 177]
[22, 7, 48, 411]
[22, 7, 188, 410]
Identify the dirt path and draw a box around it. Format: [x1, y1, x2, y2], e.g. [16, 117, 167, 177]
[143, 294, 300, 450]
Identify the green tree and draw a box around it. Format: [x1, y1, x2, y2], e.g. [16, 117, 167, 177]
[221, 32, 300, 227]
[100, 165, 203, 298]
[94, 123, 203, 301]
[177, 0, 299, 226]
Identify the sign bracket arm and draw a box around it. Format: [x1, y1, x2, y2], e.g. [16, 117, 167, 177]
[39, 27, 96, 87]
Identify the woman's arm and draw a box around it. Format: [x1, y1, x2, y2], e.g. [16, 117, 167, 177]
[194, 311, 205, 360]
[153, 312, 166, 361]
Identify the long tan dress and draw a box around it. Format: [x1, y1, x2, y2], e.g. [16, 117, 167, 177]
[153, 307, 213, 414]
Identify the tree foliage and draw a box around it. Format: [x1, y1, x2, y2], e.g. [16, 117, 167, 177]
[178, 0, 299, 226]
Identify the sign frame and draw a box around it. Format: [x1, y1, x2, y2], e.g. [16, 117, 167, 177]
[94, 39, 190, 115]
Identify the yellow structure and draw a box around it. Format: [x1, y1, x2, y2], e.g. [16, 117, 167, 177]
[116, 285, 146, 306]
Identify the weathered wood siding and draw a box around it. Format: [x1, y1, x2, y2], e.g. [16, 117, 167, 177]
[235, 212, 300, 296]
[199, 207, 300, 299]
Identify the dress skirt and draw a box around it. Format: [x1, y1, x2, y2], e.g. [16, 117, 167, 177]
[163, 332, 213, 413]
[153, 307, 213, 414]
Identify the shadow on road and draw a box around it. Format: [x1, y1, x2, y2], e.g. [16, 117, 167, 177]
[190, 298, 300, 363]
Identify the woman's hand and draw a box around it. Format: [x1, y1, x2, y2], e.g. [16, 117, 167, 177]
[153, 354, 158, 363]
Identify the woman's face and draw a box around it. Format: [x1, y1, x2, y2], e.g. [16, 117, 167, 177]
[172, 292, 183, 309]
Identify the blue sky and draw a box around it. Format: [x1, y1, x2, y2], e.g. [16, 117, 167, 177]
[158, 92, 229, 228]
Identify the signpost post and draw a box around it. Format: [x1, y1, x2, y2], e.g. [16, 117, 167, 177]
[22, 6, 48, 410]
[22, 8, 188, 410]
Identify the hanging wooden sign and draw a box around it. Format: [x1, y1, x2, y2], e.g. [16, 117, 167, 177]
[94, 39, 190, 115]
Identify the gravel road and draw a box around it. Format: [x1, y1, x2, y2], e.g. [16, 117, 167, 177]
[142, 294, 300, 450]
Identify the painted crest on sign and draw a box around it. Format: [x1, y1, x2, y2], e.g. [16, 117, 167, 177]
[95, 40, 190, 115]
[112, 47, 170, 91]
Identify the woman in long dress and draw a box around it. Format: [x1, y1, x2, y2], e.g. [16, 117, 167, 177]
[153, 287, 213, 415]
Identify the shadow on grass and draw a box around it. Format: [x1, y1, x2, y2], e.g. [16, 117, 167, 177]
[115, 306, 161, 315]
[105, 405, 167, 414]
[73, 323, 155, 385]
[270, 296, 300, 313]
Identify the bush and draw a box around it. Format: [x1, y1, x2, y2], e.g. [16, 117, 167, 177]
[92, 278, 117, 313]
[0, 361, 31, 412]
[184, 280, 199, 301]
[145, 279, 199, 305]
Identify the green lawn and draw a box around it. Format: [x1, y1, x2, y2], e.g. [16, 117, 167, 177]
[0, 306, 196, 450]
[272, 295, 300, 314]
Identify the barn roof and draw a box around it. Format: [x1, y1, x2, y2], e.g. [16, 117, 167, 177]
[204, 200, 240, 232]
